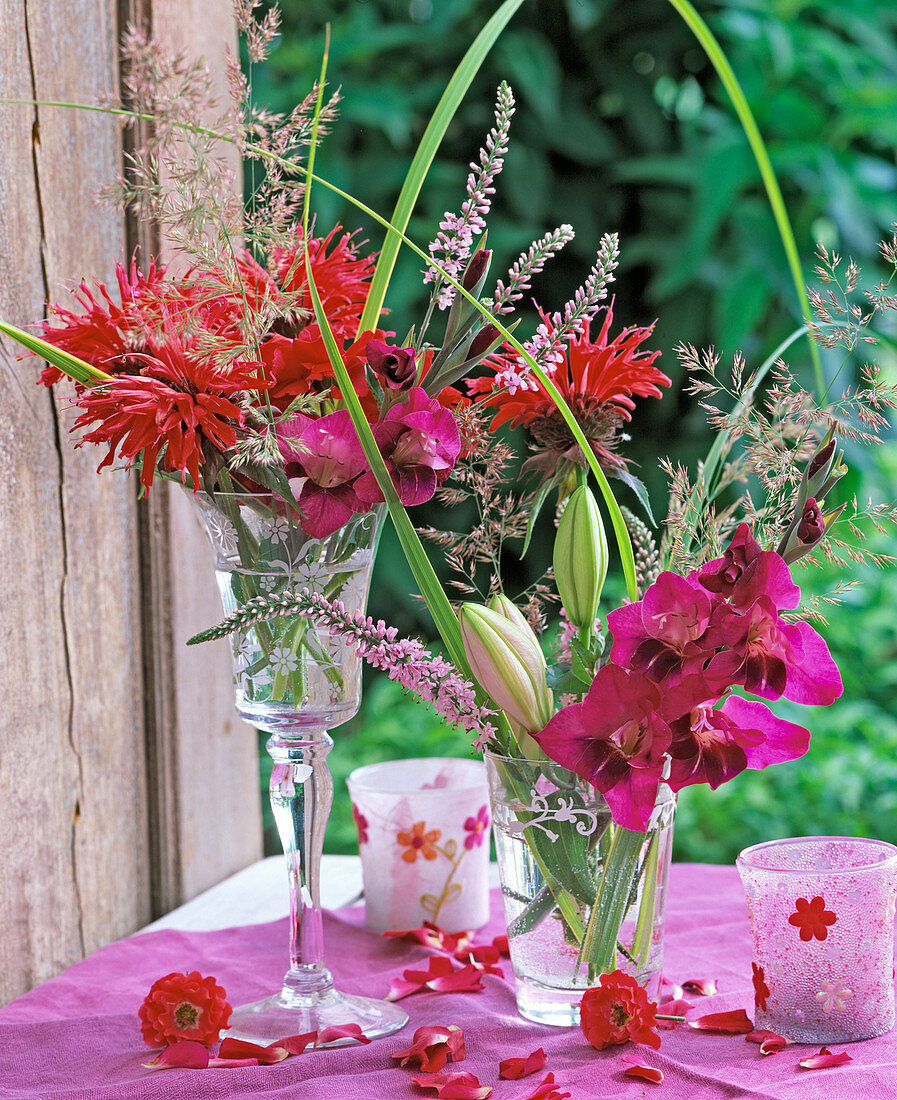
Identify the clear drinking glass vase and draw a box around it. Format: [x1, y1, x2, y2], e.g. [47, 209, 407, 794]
[193, 492, 407, 1043]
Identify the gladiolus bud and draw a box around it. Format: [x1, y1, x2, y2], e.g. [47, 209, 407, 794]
[365, 339, 417, 390]
[462, 248, 491, 293]
[553, 485, 608, 631]
[459, 603, 553, 733]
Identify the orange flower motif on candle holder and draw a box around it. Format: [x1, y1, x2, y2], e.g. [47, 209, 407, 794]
[398, 821, 442, 862]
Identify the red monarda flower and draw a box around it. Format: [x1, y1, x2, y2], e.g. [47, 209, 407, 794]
[578, 970, 661, 1051]
[468, 302, 668, 475]
[139, 970, 232, 1048]
[74, 337, 269, 491]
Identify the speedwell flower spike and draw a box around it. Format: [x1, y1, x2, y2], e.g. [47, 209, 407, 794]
[553, 483, 608, 632]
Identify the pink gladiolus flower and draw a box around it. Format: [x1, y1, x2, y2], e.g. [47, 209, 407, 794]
[366, 339, 417, 390]
[355, 387, 461, 506]
[607, 572, 717, 688]
[696, 523, 800, 611]
[531, 663, 672, 831]
[276, 410, 370, 538]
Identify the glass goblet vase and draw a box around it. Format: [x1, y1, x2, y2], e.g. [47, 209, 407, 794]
[193, 493, 407, 1044]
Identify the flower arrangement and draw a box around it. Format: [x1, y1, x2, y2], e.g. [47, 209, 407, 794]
[5, 0, 897, 1035]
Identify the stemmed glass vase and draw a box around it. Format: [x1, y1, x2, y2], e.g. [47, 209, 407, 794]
[193, 492, 408, 1043]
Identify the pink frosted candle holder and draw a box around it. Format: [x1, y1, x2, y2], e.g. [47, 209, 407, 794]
[346, 758, 491, 933]
[737, 836, 897, 1043]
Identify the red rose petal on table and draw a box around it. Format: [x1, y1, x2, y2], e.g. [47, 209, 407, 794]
[275, 1031, 318, 1055]
[410, 1070, 493, 1098]
[661, 976, 685, 1001]
[492, 935, 510, 957]
[393, 1025, 466, 1072]
[453, 944, 504, 977]
[142, 1041, 211, 1070]
[316, 1023, 372, 1045]
[384, 922, 472, 955]
[621, 1057, 664, 1084]
[688, 1009, 754, 1034]
[799, 1046, 852, 1069]
[388, 957, 485, 1001]
[682, 978, 717, 996]
[656, 998, 691, 1028]
[521, 1071, 572, 1100]
[207, 1056, 261, 1068]
[218, 1037, 289, 1064]
[746, 1028, 793, 1055]
[499, 1046, 547, 1079]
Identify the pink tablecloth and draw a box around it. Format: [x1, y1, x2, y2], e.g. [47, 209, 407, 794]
[1, 863, 894, 1099]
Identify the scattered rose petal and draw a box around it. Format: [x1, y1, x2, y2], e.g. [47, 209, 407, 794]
[521, 1071, 571, 1100]
[410, 1070, 493, 1098]
[661, 976, 685, 1001]
[621, 1057, 664, 1084]
[453, 944, 504, 977]
[218, 1037, 289, 1064]
[142, 1041, 211, 1070]
[393, 1025, 466, 1072]
[799, 1046, 852, 1069]
[387, 956, 485, 1001]
[759, 1038, 790, 1056]
[276, 1032, 318, 1055]
[656, 998, 691, 1028]
[682, 978, 717, 996]
[384, 922, 472, 955]
[492, 935, 510, 957]
[688, 1009, 754, 1034]
[317, 1023, 372, 1046]
[207, 1056, 260, 1068]
[499, 1047, 547, 1079]
[746, 1029, 793, 1054]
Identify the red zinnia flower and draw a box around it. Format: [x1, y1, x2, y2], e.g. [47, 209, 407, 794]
[468, 302, 668, 476]
[752, 963, 770, 1011]
[578, 970, 661, 1051]
[788, 895, 837, 941]
[138, 970, 232, 1048]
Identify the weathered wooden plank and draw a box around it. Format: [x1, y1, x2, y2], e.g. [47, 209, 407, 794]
[141, 0, 263, 905]
[0, 0, 150, 1003]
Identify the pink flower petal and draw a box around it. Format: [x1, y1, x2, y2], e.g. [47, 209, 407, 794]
[273, 1031, 318, 1055]
[410, 1070, 493, 1098]
[661, 976, 685, 1001]
[499, 1047, 548, 1079]
[799, 1046, 852, 1069]
[746, 1029, 793, 1055]
[218, 1037, 289, 1064]
[492, 935, 510, 957]
[521, 1071, 572, 1100]
[142, 1041, 210, 1070]
[316, 1023, 372, 1046]
[207, 1056, 261, 1068]
[384, 922, 471, 954]
[656, 998, 691, 1028]
[621, 1057, 664, 1084]
[393, 1025, 466, 1072]
[682, 978, 717, 996]
[688, 1009, 754, 1034]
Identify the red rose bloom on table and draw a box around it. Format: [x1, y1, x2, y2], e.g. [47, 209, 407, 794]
[579, 970, 661, 1051]
[138, 970, 232, 1048]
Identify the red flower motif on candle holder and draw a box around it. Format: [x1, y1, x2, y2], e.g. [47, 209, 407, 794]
[352, 803, 369, 845]
[463, 805, 490, 849]
[788, 895, 837, 941]
[398, 821, 442, 862]
[752, 963, 770, 1011]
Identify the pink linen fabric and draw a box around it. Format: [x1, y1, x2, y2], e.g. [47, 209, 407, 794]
[1, 864, 895, 1099]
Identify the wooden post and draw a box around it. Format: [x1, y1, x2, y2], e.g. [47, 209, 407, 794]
[0, 0, 262, 1005]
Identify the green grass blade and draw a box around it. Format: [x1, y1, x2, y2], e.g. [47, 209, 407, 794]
[665, 0, 823, 395]
[0, 321, 112, 385]
[356, 0, 525, 337]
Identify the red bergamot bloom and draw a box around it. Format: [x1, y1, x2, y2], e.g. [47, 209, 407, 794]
[139, 970, 232, 1048]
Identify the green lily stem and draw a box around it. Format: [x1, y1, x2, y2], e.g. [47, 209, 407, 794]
[580, 825, 646, 980]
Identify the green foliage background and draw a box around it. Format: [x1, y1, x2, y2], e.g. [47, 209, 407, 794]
[249, 0, 897, 863]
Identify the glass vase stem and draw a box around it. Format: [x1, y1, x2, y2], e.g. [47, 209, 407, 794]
[269, 732, 334, 998]
[580, 825, 645, 980]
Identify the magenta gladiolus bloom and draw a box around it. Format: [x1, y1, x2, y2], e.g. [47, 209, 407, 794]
[696, 523, 800, 611]
[531, 664, 672, 831]
[277, 410, 370, 538]
[355, 387, 461, 507]
[607, 571, 716, 687]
